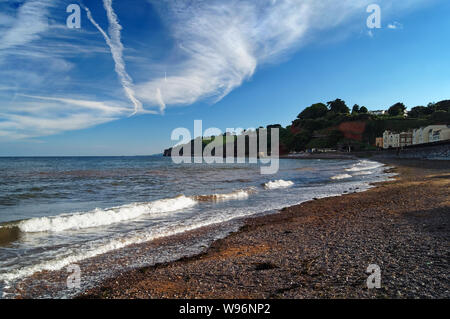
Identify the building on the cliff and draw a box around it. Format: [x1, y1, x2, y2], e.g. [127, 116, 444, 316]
[399, 131, 413, 147]
[379, 125, 450, 149]
[369, 110, 386, 116]
[412, 125, 450, 145]
[382, 130, 413, 149]
[412, 127, 426, 145]
[383, 131, 400, 149]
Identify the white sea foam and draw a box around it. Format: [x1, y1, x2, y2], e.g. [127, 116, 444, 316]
[195, 188, 256, 202]
[345, 160, 384, 172]
[330, 174, 352, 180]
[0, 226, 196, 282]
[263, 180, 294, 189]
[351, 170, 375, 176]
[18, 195, 197, 233]
[0, 209, 259, 283]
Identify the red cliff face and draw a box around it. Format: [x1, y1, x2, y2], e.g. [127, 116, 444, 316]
[338, 121, 366, 141]
[290, 125, 301, 135]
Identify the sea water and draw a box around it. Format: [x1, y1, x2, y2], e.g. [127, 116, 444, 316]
[0, 156, 394, 297]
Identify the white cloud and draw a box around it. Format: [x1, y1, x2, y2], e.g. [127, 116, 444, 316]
[0, 12, 15, 27]
[136, 0, 433, 109]
[0, 0, 54, 51]
[388, 21, 403, 29]
[0, 112, 118, 139]
[0, 0, 433, 140]
[18, 95, 131, 115]
[0, 95, 132, 139]
[84, 1, 144, 114]
[0, 0, 146, 140]
[135, 0, 381, 108]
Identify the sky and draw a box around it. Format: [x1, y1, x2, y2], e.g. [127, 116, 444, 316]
[0, 0, 449, 156]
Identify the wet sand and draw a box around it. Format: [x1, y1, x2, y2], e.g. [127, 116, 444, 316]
[78, 159, 450, 299]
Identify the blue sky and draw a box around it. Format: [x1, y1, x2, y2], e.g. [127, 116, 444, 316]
[0, 0, 449, 156]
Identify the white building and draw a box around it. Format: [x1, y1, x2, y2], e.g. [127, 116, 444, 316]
[399, 131, 413, 147]
[383, 131, 400, 149]
[412, 125, 450, 145]
[412, 127, 426, 145]
[383, 130, 413, 149]
[370, 110, 386, 116]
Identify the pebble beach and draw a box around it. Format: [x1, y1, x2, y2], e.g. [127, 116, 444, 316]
[78, 159, 450, 299]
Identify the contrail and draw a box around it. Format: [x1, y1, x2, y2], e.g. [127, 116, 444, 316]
[156, 88, 166, 114]
[83, 2, 145, 115]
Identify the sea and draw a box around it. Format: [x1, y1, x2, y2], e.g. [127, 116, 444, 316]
[0, 156, 395, 298]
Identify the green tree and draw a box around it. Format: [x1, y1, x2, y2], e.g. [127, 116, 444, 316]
[327, 99, 350, 114]
[430, 110, 450, 123]
[351, 104, 360, 114]
[388, 102, 406, 116]
[290, 132, 312, 151]
[359, 106, 368, 114]
[408, 106, 432, 118]
[434, 100, 450, 112]
[297, 103, 328, 120]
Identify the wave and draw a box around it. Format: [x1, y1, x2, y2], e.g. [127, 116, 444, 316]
[194, 188, 256, 202]
[17, 195, 197, 233]
[263, 180, 294, 189]
[330, 174, 352, 180]
[351, 170, 375, 176]
[345, 160, 384, 172]
[0, 209, 261, 283]
[0, 167, 395, 284]
[9, 186, 260, 234]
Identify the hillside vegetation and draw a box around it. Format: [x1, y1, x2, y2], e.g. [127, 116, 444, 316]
[164, 99, 450, 156]
[282, 99, 450, 152]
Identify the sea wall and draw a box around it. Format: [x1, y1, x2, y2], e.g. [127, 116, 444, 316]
[372, 141, 450, 160]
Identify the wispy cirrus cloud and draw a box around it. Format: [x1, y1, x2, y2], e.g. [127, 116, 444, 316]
[0, 0, 54, 51]
[0, 94, 130, 139]
[0, 112, 118, 139]
[0, 0, 433, 140]
[18, 95, 130, 114]
[84, 1, 147, 115]
[135, 0, 427, 109]
[0, 0, 140, 140]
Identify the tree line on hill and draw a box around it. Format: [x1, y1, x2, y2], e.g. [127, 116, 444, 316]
[164, 99, 450, 156]
[282, 98, 450, 152]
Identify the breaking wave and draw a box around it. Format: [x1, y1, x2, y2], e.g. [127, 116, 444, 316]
[331, 174, 352, 180]
[194, 188, 256, 202]
[9, 187, 261, 234]
[17, 195, 197, 233]
[351, 170, 375, 176]
[0, 205, 269, 283]
[263, 180, 294, 189]
[345, 160, 384, 172]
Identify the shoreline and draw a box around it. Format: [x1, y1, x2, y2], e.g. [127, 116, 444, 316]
[78, 158, 449, 299]
[4, 157, 385, 299]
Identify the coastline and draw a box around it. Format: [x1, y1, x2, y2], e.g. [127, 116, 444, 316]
[78, 158, 450, 299]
